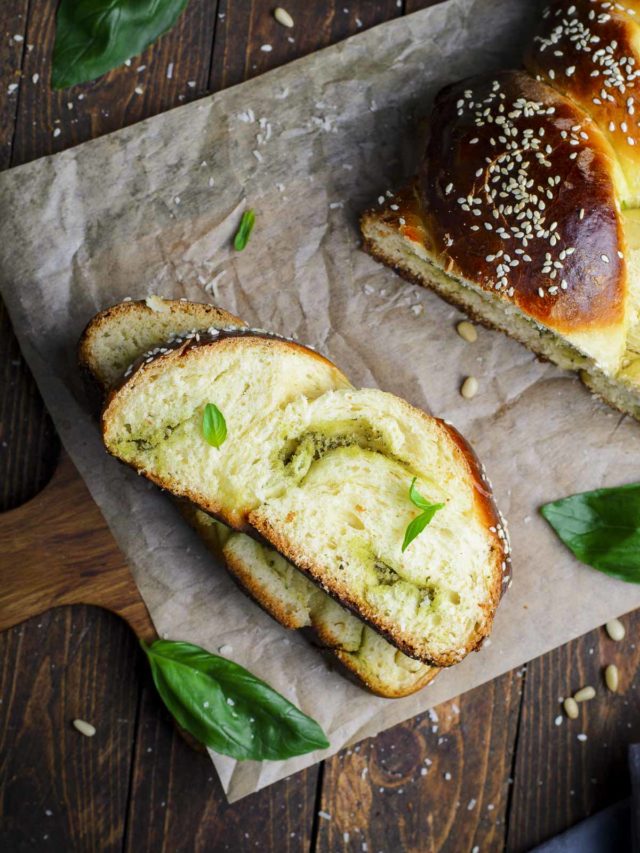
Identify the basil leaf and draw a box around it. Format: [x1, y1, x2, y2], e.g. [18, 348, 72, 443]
[52, 0, 189, 90]
[541, 483, 640, 583]
[142, 640, 330, 760]
[402, 480, 444, 553]
[202, 403, 227, 448]
[234, 210, 256, 251]
[402, 504, 444, 553]
[409, 477, 435, 511]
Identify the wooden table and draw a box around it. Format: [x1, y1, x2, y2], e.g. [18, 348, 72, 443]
[1, 2, 639, 850]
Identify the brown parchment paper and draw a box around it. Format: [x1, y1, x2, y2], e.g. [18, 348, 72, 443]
[1, 0, 640, 802]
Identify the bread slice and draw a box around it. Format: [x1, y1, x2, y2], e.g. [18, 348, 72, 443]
[246, 388, 508, 666]
[188, 509, 437, 697]
[78, 297, 246, 391]
[100, 322, 509, 666]
[81, 297, 436, 696]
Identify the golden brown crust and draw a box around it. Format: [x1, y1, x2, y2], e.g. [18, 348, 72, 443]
[106, 325, 344, 397]
[436, 417, 511, 608]
[418, 70, 626, 338]
[328, 650, 438, 698]
[361, 191, 560, 349]
[524, 0, 640, 198]
[310, 620, 439, 698]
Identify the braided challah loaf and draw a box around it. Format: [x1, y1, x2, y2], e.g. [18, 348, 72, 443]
[362, 0, 640, 419]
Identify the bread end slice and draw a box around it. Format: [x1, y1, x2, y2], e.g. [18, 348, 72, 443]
[247, 388, 510, 667]
[223, 531, 438, 698]
[78, 297, 245, 391]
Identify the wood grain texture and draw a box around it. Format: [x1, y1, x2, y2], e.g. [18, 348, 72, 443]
[11, 0, 219, 167]
[124, 683, 320, 853]
[0, 4, 59, 514]
[0, 451, 155, 642]
[0, 298, 59, 512]
[315, 672, 524, 852]
[0, 606, 142, 852]
[0, 2, 29, 170]
[209, 0, 403, 92]
[506, 611, 640, 852]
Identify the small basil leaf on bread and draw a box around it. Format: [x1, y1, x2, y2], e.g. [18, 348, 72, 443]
[202, 403, 227, 448]
[141, 639, 330, 760]
[409, 477, 439, 511]
[541, 483, 640, 583]
[402, 478, 444, 552]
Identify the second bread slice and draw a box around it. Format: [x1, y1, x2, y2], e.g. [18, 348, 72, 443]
[100, 316, 509, 666]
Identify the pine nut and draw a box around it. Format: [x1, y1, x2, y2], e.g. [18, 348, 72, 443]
[605, 664, 619, 692]
[605, 619, 625, 642]
[457, 321, 478, 343]
[274, 7, 294, 27]
[573, 686, 595, 702]
[73, 719, 96, 737]
[460, 376, 478, 399]
[563, 697, 579, 719]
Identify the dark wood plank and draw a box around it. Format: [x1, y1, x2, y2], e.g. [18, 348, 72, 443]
[0, 3, 58, 513]
[0, 452, 155, 642]
[0, 4, 221, 852]
[0, 606, 142, 852]
[0, 296, 59, 512]
[315, 671, 523, 852]
[124, 682, 320, 853]
[0, 1, 29, 169]
[11, 0, 219, 166]
[506, 611, 640, 852]
[209, 0, 403, 92]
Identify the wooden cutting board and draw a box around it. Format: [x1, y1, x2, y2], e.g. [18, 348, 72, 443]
[0, 450, 156, 643]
